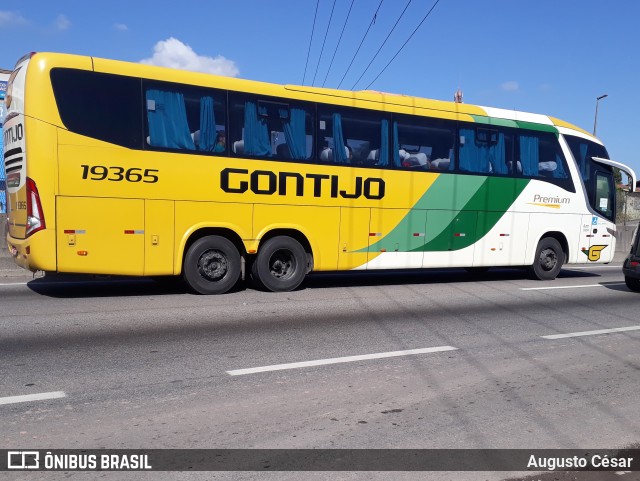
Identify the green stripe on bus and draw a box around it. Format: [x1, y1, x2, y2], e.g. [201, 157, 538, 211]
[362, 175, 530, 253]
[413, 176, 530, 252]
[470, 115, 559, 134]
[470, 115, 519, 129]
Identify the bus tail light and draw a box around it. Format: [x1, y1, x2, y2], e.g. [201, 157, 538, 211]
[25, 177, 46, 237]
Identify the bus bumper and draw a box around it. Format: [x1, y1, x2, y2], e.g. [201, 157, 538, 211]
[6, 230, 57, 272]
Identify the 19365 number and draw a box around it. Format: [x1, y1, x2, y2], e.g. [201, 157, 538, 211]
[80, 165, 159, 183]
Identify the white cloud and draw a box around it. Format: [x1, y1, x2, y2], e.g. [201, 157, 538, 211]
[0, 11, 28, 26]
[140, 37, 239, 77]
[501, 81, 519, 92]
[114, 23, 128, 31]
[55, 14, 70, 31]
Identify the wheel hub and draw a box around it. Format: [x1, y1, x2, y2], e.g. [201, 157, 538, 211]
[198, 249, 228, 281]
[540, 248, 557, 271]
[269, 250, 295, 279]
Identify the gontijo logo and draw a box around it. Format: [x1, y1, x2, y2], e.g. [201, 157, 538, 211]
[220, 168, 386, 199]
[582, 245, 608, 261]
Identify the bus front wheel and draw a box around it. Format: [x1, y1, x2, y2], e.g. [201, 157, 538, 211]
[251, 236, 307, 292]
[530, 237, 564, 280]
[183, 235, 241, 294]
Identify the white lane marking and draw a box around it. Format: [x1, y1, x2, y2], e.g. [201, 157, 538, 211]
[227, 346, 458, 376]
[542, 325, 640, 340]
[0, 282, 29, 286]
[0, 391, 67, 406]
[520, 282, 625, 291]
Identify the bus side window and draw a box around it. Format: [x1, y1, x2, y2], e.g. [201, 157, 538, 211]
[458, 127, 511, 175]
[144, 84, 226, 154]
[393, 115, 455, 171]
[270, 103, 314, 161]
[229, 94, 313, 160]
[317, 109, 350, 164]
[317, 106, 390, 167]
[51, 69, 143, 149]
[146, 90, 195, 150]
[518, 131, 569, 181]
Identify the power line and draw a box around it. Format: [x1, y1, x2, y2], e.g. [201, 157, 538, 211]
[302, 0, 321, 85]
[365, 0, 441, 90]
[336, 0, 385, 89]
[311, 0, 338, 86]
[351, 0, 412, 90]
[321, 0, 356, 88]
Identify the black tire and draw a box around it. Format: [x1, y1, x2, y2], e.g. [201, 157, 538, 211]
[529, 237, 564, 280]
[251, 236, 308, 292]
[625, 276, 640, 292]
[183, 235, 241, 294]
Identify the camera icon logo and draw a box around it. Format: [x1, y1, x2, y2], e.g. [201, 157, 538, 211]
[7, 451, 40, 469]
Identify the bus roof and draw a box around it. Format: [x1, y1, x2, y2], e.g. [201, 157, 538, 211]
[27, 51, 595, 139]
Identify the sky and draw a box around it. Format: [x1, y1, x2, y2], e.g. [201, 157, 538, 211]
[1, 0, 640, 182]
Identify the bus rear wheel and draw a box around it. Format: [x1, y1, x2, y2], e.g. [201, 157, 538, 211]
[251, 236, 307, 292]
[183, 235, 241, 294]
[530, 237, 564, 280]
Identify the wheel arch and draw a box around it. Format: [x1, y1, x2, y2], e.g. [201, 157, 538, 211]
[177, 226, 246, 276]
[528, 230, 569, 265]
[253, 228, 314, 273]
[541, 231, 569, 261]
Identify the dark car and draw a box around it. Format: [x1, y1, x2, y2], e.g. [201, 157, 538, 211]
[623, 225, 640, 292]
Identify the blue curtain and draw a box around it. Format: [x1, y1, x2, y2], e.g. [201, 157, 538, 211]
[332, 113, 347, 163]
[282, 108, 307, 160]
[146, 90, 195, 150]
[520, 135, 539, 176]
[458, 129, 506, 174]
[490, 133, 507, 175]
[553, 153, 567, 178]
[392, 121, 400, 167]
[198, 96, 216, 152]
[244, 101, 271, 156]
[458, 129, 487, 173]
[378, 119, 389, 166]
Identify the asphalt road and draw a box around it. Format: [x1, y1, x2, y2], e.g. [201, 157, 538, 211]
[1, 263, 639, 481]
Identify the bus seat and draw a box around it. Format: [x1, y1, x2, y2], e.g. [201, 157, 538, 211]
[539, 161, 557, 172]
[191, 130, 201, 148]
[233, 140, 244, 154]
[431, 158, 450, 170]
[507, 160, 522, 174]
[320, 146, 349, 162]
[320, 147, 333, 162]
[410, 152, 429, 166]
[400, 150, 429, 168]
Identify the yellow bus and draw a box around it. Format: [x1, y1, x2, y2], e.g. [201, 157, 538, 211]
[3, 52, 636, 294]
